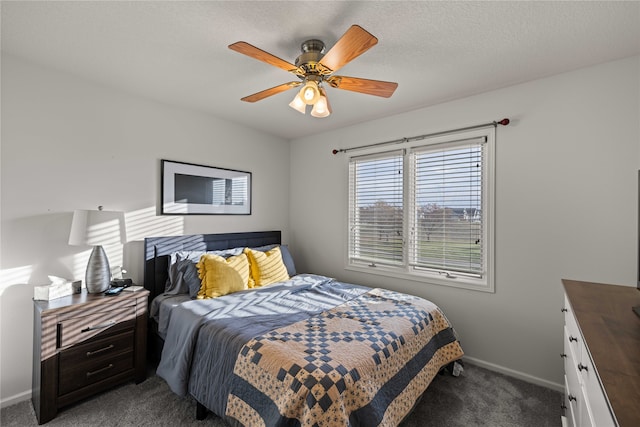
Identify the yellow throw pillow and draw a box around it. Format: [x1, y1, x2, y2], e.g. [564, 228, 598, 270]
[196, 253, 249, 299]
[244, 247, 290, 287]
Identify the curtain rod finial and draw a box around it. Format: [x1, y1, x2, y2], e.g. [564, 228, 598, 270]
[332, 149, 340, 155]
[497, 118, 510, 126]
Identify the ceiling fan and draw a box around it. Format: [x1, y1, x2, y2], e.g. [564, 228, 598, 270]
[228, 25, 398, 118]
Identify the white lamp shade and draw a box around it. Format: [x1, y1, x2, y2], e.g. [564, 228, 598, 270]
[311, 90, 331, 118]
[299, 81, 320, 105]
[69, 209, 126, 246]
[289, 93, 306, 114]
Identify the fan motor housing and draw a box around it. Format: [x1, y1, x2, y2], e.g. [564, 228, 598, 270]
[295, 39, 325, 75]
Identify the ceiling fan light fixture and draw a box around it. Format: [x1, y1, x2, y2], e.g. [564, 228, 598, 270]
[289, 92, 306, 114]
[229, 25, 398, 115]
[299, 81, 320, 105]
[311, 88, 331, 118]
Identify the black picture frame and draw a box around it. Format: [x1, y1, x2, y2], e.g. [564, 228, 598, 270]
[160, 160, 251, 215]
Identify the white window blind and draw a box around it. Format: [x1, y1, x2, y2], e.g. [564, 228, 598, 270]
[346, 128, 494, 292]
[348, 150, 404, 267]
[409, 137, 486, 277]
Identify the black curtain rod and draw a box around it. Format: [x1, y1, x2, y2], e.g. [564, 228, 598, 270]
[331, 118, 510, 155]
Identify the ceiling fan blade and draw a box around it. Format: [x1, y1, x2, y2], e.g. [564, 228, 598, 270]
[318, 25, 378, 74]
[229, 41, 298, 74]
[240, 82, 301, 103]
[326, 76, 398, 98]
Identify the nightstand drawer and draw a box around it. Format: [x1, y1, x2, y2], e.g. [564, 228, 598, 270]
[57, 306, 135, 348]
[59, 330, 134, 368]
[58, 348, 134, 396]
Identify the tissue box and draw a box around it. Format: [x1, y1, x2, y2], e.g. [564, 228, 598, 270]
[34, 282, 76, 301]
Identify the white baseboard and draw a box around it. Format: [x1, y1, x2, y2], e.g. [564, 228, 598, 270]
[463, 356, 564, 393]
[1, 389, 31, 409]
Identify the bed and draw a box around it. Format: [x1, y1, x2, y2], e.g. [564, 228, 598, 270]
[143, 231, 464, 426]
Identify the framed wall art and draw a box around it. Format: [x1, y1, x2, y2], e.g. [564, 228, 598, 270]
[161, 160, 251, 215]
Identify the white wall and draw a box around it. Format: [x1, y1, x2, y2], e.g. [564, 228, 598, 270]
[0, 54, 291, 405]
[289, 55, 640, 389]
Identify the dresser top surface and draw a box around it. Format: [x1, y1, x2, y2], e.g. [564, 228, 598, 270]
[562, 279, 640, 427]
[33, 289, 149, 315]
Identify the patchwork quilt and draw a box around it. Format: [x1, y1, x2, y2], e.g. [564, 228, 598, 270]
[225, 288, 463, 427]
[156, 275, 463, 427]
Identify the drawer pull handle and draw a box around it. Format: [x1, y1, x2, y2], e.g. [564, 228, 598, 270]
[569, 336, 578, 343]
[86, 364, 114, 378]
[86, 344, 115, 357]
[81, 321, 116, 333]
[568, 394, 577, 402]
[561, 308, 568, 313]
[560, 353, 567, 358]
[578, 363, 588, 372]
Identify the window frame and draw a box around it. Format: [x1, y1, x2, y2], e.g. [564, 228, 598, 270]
[346, 127, 495, 293]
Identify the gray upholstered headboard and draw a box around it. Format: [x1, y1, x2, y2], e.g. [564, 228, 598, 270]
[143, 231, 282, 302]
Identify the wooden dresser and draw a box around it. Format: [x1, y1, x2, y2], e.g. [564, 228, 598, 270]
[32, 289, 149, 424]
[562, 279, 640, 427]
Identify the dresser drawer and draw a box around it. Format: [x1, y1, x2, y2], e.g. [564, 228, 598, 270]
[564, 326, 580, 392]
[57, 306, 135, 348]
[578, 383, 595, 427]
[58, 347, 134, 396]
[563, 295, 581, 362]
[581, 351, 616, 427]
[564, 375, 576, 427]
[59, 330, 134, 369]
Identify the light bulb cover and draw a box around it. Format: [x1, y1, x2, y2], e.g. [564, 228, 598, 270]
[311, 88, 331, 118]
[299, 81, 320, 105]
[288, 93, 306, 114]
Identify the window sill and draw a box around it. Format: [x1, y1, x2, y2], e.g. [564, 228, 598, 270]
[345, 263, 495, 293]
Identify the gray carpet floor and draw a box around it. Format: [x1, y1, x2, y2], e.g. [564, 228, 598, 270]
[1, 362, 561, 426]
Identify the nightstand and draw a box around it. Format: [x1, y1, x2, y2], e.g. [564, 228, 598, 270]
[32, 288, 149, 424]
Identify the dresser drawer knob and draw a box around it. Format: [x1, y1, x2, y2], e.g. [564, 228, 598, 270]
[561, 308, 568, 313]
[86, 344, 115, 357]
[568, 394, 577, 402]
[569, 336, 578, 343]
[578, 363, 589, 372]
[560, 353, 567, 358]
[81, 321, 116, 333]
[86, 364, 114, 378]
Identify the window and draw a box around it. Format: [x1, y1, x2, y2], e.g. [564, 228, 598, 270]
[349, 150, 404, 267]
[347, 128, 495, 292]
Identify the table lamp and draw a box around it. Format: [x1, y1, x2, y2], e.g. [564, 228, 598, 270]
[68, 206, 126, 293]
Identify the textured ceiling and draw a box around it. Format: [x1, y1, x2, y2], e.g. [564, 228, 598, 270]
[2, 1, 639, 140]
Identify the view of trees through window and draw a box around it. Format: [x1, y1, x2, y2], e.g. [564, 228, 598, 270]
[353, 201, 482, 271]
[354, 200, 404, 265]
